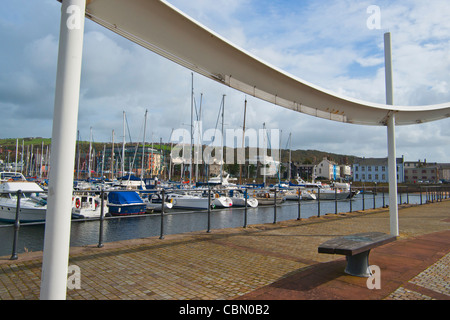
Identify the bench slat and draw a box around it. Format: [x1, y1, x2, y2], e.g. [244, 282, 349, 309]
[318, 232, 396, 256]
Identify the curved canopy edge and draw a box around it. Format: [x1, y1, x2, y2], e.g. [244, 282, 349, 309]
[83, 0, 450, 126]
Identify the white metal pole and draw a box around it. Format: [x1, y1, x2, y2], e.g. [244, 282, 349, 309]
[40, 0, 86, 300]
[384, 32, 399, 237]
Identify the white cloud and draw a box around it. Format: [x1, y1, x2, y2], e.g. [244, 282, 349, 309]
[0, 0, 449, 163]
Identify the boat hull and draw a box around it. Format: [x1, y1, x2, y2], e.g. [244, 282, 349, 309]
[0, 206, 46, 223]
[108, 204, 147, 216]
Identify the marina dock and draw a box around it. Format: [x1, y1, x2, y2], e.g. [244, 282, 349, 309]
[0, 200, 449, 301]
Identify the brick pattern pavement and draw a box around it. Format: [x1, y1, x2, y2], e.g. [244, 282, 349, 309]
[0, 200, 449, 300]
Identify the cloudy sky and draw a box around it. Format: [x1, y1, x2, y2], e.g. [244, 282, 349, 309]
[1, 0, 449, 162]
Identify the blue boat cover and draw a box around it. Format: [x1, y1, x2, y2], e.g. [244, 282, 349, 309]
[108, 191, 143, 204]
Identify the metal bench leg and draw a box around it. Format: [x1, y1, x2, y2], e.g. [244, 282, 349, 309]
[345, 250, 371, 277]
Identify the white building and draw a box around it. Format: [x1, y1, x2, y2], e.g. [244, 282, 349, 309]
[314, 157, 340, 181]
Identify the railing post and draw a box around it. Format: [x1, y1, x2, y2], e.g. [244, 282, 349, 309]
[362, 186, 365, 211]
[317, 187, 321, 217]
[159, 189, 165, 239]
[97, 189, 105, 248]
[243, 189, 248, 228]
[207, 187, 211, 233]
[373, 186, 376, 209]
[297, 188, 301, 220]
[349, 186, 353, 213]
[335, 187, 338, 214]
[10, 190, 22, 260]
[273, 189, 277, 224]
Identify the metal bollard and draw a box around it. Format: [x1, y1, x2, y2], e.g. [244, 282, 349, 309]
[97, 189, 105, 248]
[10, 190, 22, 260]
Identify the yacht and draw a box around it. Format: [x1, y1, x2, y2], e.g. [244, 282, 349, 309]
[228, 189, 258, 207]
[0, 181, 47, 223]
[167, 191, 212, 210]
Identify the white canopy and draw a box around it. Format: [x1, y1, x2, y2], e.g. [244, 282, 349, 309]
[82, 0, 450, 126]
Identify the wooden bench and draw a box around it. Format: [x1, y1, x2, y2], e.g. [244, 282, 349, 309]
[318, 232, 396, 277]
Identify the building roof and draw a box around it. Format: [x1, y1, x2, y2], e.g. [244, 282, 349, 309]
[353, 157, 404, 166]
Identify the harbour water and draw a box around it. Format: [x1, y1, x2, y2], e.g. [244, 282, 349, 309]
[0, 193, 425, 257]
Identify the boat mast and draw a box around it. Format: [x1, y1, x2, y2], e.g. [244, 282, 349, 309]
[122, 111, 125, 176]
[88, 127, 92, 179]
[141, 109, 148, 180]
[288, 132, 292, 182]
[111, 130, 115, 180]
[220, 94, 225, 184]
[239, 97, 247, 185]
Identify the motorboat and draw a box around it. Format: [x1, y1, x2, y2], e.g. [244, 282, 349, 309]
[228, 189, 258, 207]
[250, 190, 285, 206]
[166, 191, 212, 210]
[0, 181, 47, 223]
[284, 188, 317, 201]
[294, 179, 354, 200]
[72, 193, 108, 219]
[142, 192, 174, 212]
[107, 191, 147, 216]
[210, 192, 233, 208]
[0, 172, 27, 183]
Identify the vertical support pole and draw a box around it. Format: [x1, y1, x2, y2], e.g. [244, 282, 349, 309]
[273, 189, 277, 224]
[243, 189, 248, 228]
[385, 32, 399, 237]
[10, 190, 22, 261]
[207, 187, 211, 233]
[97, 189, 105, 248]
[317, 187, 321, 217]
[40, 0, 86, 300]
[297, 188, 301, 220]
[159, 189, 165, 240]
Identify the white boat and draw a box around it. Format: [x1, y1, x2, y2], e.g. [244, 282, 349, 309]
[211, 192, 233, 208]
[72, 193, 108, 219]
[250, 190, 285, 206]
[0, 181, 47, 223]
[284, 188, 317, 201]
[295, 179, 354, 200]
[143, 193, 174, 212]
[228, 190, 258, 207]
[0, 172, 27, 183]
[167, 191, 212, 210]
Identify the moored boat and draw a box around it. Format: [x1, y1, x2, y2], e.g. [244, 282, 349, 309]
[167, 191, 212, 210]
[72, 193, 108, 219]
[107, 191, 146, 216]
[0, 181, 47, 223]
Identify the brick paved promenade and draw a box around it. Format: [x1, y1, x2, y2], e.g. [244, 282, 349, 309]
[0, 200, 449, 300]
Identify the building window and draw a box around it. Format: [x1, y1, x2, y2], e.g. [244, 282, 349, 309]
[382, 166, 386, 171]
